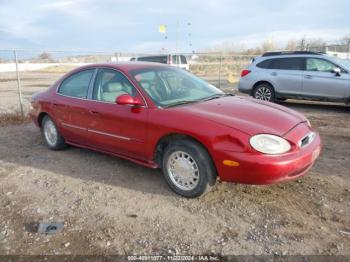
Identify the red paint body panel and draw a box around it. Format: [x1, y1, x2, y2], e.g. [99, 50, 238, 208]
[30, 63, 322, 185]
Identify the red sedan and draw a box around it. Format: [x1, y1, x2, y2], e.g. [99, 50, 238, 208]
[30, 63, 321, 197]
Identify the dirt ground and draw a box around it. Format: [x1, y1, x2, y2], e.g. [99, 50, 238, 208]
[0, 97, 349, 256]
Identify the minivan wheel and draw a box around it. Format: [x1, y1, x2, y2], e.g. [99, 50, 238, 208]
[42, 115, 67, 150]
[162, 139, 217, 198]
[253, 83, 275, 102]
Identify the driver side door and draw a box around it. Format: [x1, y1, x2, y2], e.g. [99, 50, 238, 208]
[302, 58, 350, 99]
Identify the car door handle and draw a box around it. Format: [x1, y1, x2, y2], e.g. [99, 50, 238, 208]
[52, 103, 64, 107]
[304, 75, 312, 79]
[89, 110, 100, 116]
[270, 72, 277, 76]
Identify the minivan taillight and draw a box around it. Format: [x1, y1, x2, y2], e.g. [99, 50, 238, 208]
[241, 69, 251, 77]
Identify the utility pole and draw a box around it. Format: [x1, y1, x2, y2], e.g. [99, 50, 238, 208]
[175, 21, 179, 53]
[14, 50, 24, 118]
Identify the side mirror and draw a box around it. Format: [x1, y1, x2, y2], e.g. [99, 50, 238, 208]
[332, 68, 341, 76]
[116, 94, 142, 106]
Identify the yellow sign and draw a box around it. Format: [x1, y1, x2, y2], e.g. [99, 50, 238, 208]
[158, 24, 167, 33]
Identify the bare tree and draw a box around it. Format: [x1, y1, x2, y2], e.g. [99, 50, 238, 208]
[261, 38, 276, 52]
[297, 37, 325, 51]
[285, 39, 298, 51]
[341, 34, 350, 44]
[38, 52, 52, 61]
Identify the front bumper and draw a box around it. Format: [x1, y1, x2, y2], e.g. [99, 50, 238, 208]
[214, 131, 321, 185]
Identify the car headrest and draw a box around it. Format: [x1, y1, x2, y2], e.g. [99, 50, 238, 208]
[105, 82, 123, 92]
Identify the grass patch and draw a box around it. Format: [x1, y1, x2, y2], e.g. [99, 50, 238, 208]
[0, 111, 30, 126]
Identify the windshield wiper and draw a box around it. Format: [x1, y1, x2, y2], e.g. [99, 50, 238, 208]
[201, 93, 234, 101]
[163, 93, 233, 108]
[163, 100, 199, 108]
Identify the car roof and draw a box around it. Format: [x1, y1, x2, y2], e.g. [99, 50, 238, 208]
[254, 53, 327, 62]
[262, 51, 324, 57]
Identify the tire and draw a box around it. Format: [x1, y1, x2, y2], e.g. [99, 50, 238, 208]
[253, 83, 275, 102]
[41, 115, 67, 150]
[162, 139, 217, 198]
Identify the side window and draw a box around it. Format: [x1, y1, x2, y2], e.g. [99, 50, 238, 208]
[154, 56, 167, 64]
[278, 58, 304, 70]
[58, 69, 94, 98]
[306, 58, 336, 72]
[257, 58, 303, 70]
[92, 69, 135, 103]
[138, 56, 167, 64]
[180, 55, 187, 64]
[256, 59, 272, 69]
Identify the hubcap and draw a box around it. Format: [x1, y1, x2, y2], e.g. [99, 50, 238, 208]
[167, 151, 199, 191]
[255, 86, 272, 101]
[44, 119, 58, 146]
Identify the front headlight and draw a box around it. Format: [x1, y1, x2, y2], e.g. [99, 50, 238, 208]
[250, 134, 291, 155]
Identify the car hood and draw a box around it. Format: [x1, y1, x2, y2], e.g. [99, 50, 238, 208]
[171, 96, 307, 136]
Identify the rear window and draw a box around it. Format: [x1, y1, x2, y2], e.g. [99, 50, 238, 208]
[180, 55, 187, 64]
[137, 56, 168, 64]
[257, 58, 304, 70]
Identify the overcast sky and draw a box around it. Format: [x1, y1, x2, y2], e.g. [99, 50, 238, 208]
[0, 0, 349, 52]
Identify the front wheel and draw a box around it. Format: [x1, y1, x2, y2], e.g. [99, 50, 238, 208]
[42, 115, 67, 150]
[253, 83, 275, 102]
[162, 139, 217, 198]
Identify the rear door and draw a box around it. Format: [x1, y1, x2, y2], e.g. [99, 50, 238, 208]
[264, 57, 304, 96]
[54, 69, 95, 145]
[302, 57, 350, 99]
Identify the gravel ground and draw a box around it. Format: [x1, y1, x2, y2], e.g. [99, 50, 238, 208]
[0, 99, 349, 256]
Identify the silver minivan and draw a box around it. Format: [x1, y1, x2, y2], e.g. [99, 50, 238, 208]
[130, 54, 189, 71]
[238, 51, 350, 104]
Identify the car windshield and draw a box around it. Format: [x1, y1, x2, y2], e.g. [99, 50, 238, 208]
[130, 67, 225, 107]
[332, 57, 350, 70]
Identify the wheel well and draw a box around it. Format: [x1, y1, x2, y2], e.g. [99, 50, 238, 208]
[154, 133, 214, 168]
[37, 112, 48, 127]
[252, 81, 274, 95]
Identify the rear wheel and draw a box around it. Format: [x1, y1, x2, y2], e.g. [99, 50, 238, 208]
[253, 83, 275, 102]
[162, 139, 217, 198]
[42, 115, 67, 150]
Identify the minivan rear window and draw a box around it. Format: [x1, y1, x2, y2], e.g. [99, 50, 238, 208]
[180, 55, 187, 64]
[257, 58, 304, 70]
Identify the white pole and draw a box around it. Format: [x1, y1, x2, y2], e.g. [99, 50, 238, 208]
[176, 21, 179, 53]
[14, 50, 24, 118]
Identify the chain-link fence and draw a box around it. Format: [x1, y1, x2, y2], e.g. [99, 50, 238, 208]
[0, 49, 254, 117]
[309, 44, 350, 59]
